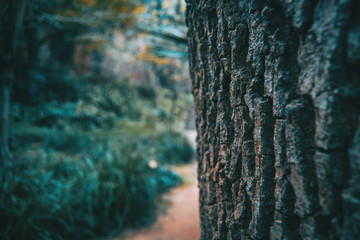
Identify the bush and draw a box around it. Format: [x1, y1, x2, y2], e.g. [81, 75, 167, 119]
[0, 140, 182, 240]
[8, 75, 193, 239]
[152, 132, 195, 164]
[45, 132, 94, 153]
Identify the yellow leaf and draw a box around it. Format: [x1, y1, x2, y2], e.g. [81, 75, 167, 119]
[138, 46, 171, 65]
[79, 0, 96, 6]
[132, 6, 148, 14]
[86, 41, 105, 51]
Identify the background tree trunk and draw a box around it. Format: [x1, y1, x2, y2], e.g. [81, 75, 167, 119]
[186, 0, 360, 239]
[0, 0, 26, 164]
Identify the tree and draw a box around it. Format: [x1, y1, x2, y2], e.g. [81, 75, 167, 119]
[186, 0, 360, 239]
[0, 0, 26, 165]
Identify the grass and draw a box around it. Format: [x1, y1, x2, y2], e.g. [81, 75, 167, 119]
[1, 138, 183, 240]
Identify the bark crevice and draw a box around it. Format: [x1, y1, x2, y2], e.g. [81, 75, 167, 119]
[187, 0, 360, 239]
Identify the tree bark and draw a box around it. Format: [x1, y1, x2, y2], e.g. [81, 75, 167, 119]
[0, 0, 26, 164]
[186, 0, 360, 239]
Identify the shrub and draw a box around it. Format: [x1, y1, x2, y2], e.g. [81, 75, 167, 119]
[0, 140, 182, 240]
[152, 132, 195, 164]
[45, 132, 95, 153]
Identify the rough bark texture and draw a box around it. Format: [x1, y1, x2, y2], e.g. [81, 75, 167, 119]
[186, 0, 360, 239]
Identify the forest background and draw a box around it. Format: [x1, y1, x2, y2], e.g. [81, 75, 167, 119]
[0, 0, 196, 239]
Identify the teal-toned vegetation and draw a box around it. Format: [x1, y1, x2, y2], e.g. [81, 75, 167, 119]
[152, 132, 195, 164]
[0, 139, 182, 240]
[1, 77, 193, 239]
[1, 0, 192, 239]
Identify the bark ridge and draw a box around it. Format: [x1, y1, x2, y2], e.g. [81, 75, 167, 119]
[186, 0, 360, 239]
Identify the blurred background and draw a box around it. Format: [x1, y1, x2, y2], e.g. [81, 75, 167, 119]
[1, 0, 200, 239]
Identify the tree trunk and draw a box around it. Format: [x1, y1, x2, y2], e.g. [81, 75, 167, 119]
[0, 0, 26, 164]
[186, 0, 360, 239]
[0, 84, 10, 163]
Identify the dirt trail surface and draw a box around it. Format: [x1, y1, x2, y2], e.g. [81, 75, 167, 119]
[115, 130, 200, 240]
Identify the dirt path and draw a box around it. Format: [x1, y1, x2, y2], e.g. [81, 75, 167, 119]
[116, 163, 200, 240]
[115, 130, 200, 240]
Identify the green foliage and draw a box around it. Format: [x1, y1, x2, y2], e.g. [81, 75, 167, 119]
[0, 138, 182, 240]
[45, 132, 94, 153]
[4, 0, 194, 238]
[27, 0, 142, 30]
[152, 132, 195, 165]
[12, 77, 193, 131]
[6, 74, 194, 238]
